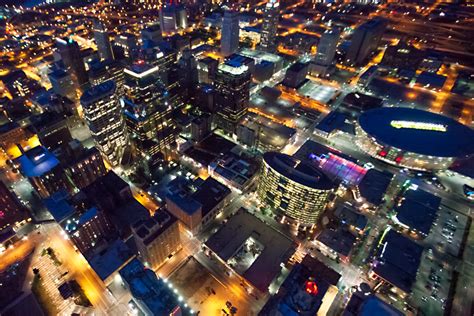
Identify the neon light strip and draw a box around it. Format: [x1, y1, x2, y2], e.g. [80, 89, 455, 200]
[390, 120, 447, 132]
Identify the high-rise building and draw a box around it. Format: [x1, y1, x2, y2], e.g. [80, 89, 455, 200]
[315, 28, 340, 66]
[190, 112, 211, 142]
[197, 57, 219, 84]
[88, 60, 126, 93]
[48, 68, 76, 100]
[259, 0, 279, 52]
[80, 80, 128, 166]
[29, 111, 73, 151]
[55, 37, 89, 87]
[141, 23, 163, 47]
[213, 61, 251, 135]
[159, 4, 187, 34]
[176, 4, 188, 30]
[122, 63, 176, 158]
[93, 19, 114, 62]
[220, 10, 240, 57]
[114, 33, 138, 60]
[346, 19, 387, 66]
[0, 180, 29, 231]
[17, 146, 70, 199]
[64, 207, 113, 254]
[177, 49, 198, 101]
[160, 5, 177, 34]
[63, 146, 108, 190]
[257, 152, 337, 229]
[132, 210, 181, 270]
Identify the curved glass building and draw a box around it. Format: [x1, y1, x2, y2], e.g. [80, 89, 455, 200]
[258, 152, 337, 229]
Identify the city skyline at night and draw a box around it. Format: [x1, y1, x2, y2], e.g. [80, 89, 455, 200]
[0, 1, 473, 316]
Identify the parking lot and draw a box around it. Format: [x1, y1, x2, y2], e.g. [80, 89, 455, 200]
[169, 257, 254, 316]
[425, 205, 469, 257]
[298, 81, 338, 104]
[410, 250, 452, 316]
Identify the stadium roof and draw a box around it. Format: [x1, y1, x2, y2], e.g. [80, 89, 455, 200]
[359, 107, 474, 157]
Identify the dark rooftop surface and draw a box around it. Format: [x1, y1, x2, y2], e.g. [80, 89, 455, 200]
[259, 254, 340, 316]
[359, 107, 474, 157]
[206, 209, 296, 292]
[316, 111, 348, 134]
[344, 293, 404, 316]
[133, 210, 177, 246]
[264, 152, 336, 190]
[80, 80, 115, 106]
[372, 229, 423, 293]
[191, 177, 231, 216]
[88, 239, 134, 281]
[119, 259, 192, 315]
[395, 189, 440, 235]
[316, 228, 357, 257]
[358, 169, 393, 206]
[334, 205, 368, 231]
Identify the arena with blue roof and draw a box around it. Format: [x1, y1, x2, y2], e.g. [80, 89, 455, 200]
[356, 107, 474, 170]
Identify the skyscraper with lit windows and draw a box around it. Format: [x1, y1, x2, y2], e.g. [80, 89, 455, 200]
[93, 19, 114, 62]
[80, 80, 128, 166]
[214, 60, 251, 135]
[260, 0, 279, 52]
[56, 37, 89, 88]
[221, 10, 240, 57]
[122, 63, 176, 159]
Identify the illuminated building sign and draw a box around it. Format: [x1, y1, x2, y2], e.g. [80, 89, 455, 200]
[390, 121, 447, 132]
[305, 280, 319, 296]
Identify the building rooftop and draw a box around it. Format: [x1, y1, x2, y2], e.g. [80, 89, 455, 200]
[80, 80, 115, 106]
[334, 204, 368, 232]
[259, 254, 340, 316]
[342, 92, 384, 112]
[416, 71, 447, 89]
[88, 239, 134, 281]
[358, 107, 474, 157]
[205, 209, 296, 292]
[48, 68, 69, 80]
[357, 296, 404, 316]
[132, 210, 177, 246]
[119, 258, 193, 315]
[343, 293, 404, 316]
[316, 111, 349, 134]
[372, 229, 423, 293]
[239, 48, 283, 64]
[43, 190, 75, 223]
[263, 152, 336, 190]
[394, 188, 440, 236]
[83, 171, 130, 198]
[287, 61, 309, 73]
[124, 63, 159, 78]
[191, 177, 231, 216]
[218, 62, 249, 76]
[17, 146, 60, 178]
[316, 227, 357, 257]
[0, 121, 20, 134]
[209, 153, 258, 189]
[294, 140, 357, 164]
[358, 169, 393, 206]
[165, 192, 202, 216]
